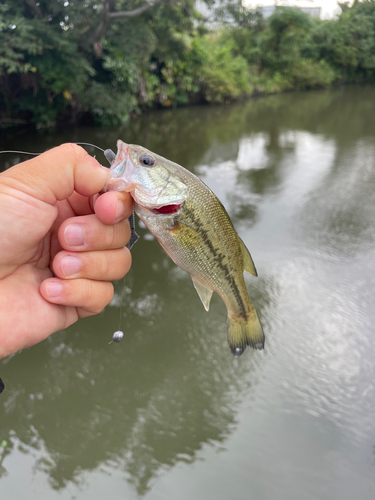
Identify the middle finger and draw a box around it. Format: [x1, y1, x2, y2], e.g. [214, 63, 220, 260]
[58, 214, 130, 252]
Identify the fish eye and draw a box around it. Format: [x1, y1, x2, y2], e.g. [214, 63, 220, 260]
[139, 154, 155, 167]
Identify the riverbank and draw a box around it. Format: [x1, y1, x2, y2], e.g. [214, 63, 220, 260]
[1, 2, 375, 129]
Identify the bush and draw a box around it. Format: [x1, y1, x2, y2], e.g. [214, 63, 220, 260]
[290, 58, 337, 89]
[193, 35, 251, 102]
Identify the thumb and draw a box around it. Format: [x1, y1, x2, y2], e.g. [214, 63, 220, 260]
[0, 143, 109, 204]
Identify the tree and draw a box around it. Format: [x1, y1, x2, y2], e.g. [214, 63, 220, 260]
[309, 0, 375, 79]
[0, 0, 199, 126]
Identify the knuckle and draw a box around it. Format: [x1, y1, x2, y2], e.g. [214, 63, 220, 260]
[61, 142, 85, 158]
[59, 143, 80, 164]
[99, 251, 112, 277]
[82, 279, 95, 304]
[108, 225, 117, 248]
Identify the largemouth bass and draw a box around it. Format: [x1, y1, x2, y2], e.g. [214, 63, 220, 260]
[104, 140, 264, 356]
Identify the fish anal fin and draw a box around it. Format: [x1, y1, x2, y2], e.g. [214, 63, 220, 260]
[239, 237, 258, 277]
[192, 278, 213, 312]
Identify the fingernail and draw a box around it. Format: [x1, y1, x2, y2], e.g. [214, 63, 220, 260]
[45, 280, 63, 298]
[115, 201, 125, 222]
[61, 255, 81, 276]
[64, 224, 84, 246]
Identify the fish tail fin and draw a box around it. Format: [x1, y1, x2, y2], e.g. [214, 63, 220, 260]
[227, 310, 264, 357]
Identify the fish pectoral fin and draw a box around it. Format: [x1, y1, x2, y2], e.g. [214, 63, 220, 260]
[192, 278, 213, 312]
[239, 237, 258, 277]
[174, 218, 195, 231]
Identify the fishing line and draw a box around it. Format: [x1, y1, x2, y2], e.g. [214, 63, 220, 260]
[0, 150, 41, 155]
[76, 142, 105, 153]
[118, 288, 125, 333]
[0, 142, 105, 156]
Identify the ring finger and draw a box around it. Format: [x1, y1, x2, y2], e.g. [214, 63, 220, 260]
[53, 247, 131, 281]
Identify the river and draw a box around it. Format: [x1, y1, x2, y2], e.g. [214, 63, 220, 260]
[1, 85, 375, 499]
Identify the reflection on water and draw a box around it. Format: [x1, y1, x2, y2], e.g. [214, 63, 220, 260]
[1, 86, 375, 499]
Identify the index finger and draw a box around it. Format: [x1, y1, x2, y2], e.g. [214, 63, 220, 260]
[0, 143, 109, 205]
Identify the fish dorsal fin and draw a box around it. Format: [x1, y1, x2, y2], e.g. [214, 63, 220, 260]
[192, 278, 213, 311]
[239, 237, 258, 277]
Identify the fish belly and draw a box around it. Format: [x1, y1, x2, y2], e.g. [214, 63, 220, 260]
[136, 200, 251, 317]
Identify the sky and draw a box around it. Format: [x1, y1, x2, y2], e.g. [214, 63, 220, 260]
[242, 0, 345, 19]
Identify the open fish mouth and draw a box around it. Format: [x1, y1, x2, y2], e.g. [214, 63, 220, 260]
[151, 203, 182, 215]
[135, 201, 183, 218]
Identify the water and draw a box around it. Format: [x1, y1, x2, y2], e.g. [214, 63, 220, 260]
[1, 86, 375, 499]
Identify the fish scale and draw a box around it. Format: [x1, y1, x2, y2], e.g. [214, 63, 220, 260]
[105, 140, 265, 355]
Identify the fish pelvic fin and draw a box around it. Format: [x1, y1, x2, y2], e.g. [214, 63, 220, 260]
[227, 310, 264, 356]
[239, 237, 257, 277]
[192, 278, 213, 312]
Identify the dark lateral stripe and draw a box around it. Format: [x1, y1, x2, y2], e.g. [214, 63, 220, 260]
[183, 206, 247, 316]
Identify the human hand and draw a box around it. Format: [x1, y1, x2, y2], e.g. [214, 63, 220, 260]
[0, 144, 132, 359]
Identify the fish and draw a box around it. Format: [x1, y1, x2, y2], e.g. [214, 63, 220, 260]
[104, 140, 264, 356]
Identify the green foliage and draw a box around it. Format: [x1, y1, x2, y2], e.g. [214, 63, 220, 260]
[260, 7, 314, 72]
[307, 0, 375, 79]
[1, 0, 375, 128]
[289, 59, 337, 89]
[0, 4, 41, 74]
[138, 32, 251, 106]
[193, 35, 251, 102]
[145, 32, 203, 106]
[81, 82, 137, 126]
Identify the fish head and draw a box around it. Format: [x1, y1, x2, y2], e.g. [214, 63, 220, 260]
[104, 140, 188, 211]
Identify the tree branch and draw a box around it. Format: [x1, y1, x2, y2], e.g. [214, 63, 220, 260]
[84, 0, 164, 53]
[109, 2, 160, 20]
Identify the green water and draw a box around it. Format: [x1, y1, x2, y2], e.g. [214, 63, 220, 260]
[1, 86, 375, 499]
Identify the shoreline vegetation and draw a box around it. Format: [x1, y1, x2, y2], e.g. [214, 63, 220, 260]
[1, 0, 375, 129]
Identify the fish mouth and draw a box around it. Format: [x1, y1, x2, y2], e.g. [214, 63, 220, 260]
[135, 201, 183, 219]
[104, 141, 131, 192]
[151, 203, 182, 215]
[105, 140, 152, 194]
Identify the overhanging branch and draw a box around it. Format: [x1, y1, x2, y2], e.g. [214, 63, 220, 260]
[85, 0, 164, 53]
[109, 2, 160, 19]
